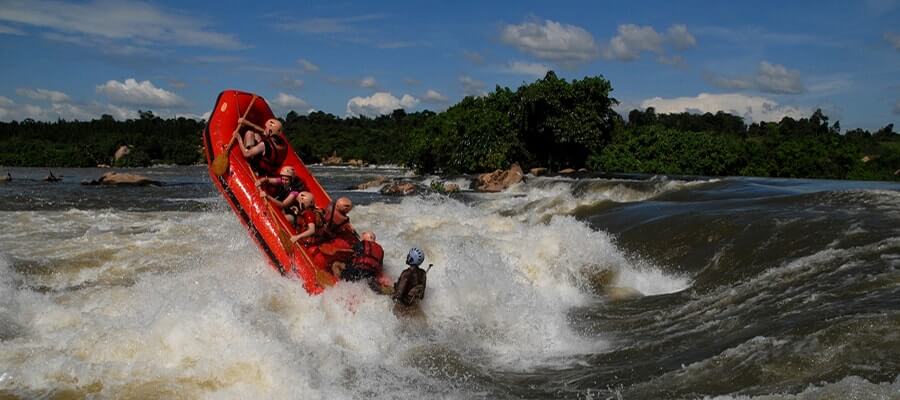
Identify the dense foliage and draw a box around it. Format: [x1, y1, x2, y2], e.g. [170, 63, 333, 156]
[1, 72, 897, 181]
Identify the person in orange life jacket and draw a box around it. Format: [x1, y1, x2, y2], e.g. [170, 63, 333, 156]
[333, 231, 393, 294]
[233, 117, 287, 175]
[257, 166, 306, 222]
[289, 192, 319, 246]
[393, 247, 428, 318]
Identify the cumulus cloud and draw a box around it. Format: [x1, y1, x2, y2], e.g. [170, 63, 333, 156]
[885, 32, 900, 50]
[346, 92, 419, 117]
[707, 61, 805, 94]
[500, 19, 599, 65]
[271, 93, 309, 111]
[298, 58, 319, 72]
[641, 93, 808, 123]
[501, 61, 551, 78]
[602, 24, 696, 62]
[96, 78, 187, 108]
[15, 88, 72, 103]
[0, 0, 244, 51]
[423, 89, 449, 103]
[603, 24, 664, 61]
[667, 24, 696, 50]
[0, 96, 139, 122]
[459, 76, 487, 97]
[360, 76, 377, 88]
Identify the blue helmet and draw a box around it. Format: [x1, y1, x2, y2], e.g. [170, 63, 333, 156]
[406, 247, 425, 266]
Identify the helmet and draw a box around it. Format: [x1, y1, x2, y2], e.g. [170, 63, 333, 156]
[406, 247, 425, 266]
[279, 166, 295, 177]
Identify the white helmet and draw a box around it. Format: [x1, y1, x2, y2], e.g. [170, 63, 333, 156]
[406, 247, 425, 266]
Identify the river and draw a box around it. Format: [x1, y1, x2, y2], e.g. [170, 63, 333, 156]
[0, 166, 898, 399]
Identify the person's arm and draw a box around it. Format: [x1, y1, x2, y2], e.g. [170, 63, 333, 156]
[290, 222, 316, 243]
[265, 191, 297, 208]
[238, 117, 264, 132]
[238, 142, 265, 158]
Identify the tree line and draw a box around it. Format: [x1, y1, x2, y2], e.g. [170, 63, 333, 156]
[1, 72, 897, 181]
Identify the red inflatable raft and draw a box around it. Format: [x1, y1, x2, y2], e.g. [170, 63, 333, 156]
[203, 90, 352, 294]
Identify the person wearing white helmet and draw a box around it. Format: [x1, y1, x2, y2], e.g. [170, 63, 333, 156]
[392, 247, 428, 317]
[257, 165, 307, 222]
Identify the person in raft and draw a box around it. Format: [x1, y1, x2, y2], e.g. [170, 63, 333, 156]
[289, 192, 321, 246]
[318, 197, 357, 244]
[257, 166, 306, 222]
[392, 247, 428, 318]
[233, 117, 287, 175]
[332, 231, 393, 294]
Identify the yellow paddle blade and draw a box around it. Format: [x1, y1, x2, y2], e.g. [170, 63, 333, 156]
[211, 142, 233, 176]
[315, 269, 335, 287]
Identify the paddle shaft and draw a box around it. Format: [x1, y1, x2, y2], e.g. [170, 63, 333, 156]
[212, 94, 258, 176]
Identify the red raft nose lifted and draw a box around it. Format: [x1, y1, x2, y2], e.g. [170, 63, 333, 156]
[203, 90, 351, 294]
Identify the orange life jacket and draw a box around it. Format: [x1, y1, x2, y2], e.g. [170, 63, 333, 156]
[351, 240, 384, 272]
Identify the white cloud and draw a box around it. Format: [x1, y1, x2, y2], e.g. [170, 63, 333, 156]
[0, 0, 244, 50]
[885, 32, 900, 50]
[894, 101, 900, 115]
[360, 76, 377, 88]
[96, 78, 187, 108]
[501, 61, 551, 78]
[602, 24, 696, 62]
[667, 24, 696, 50]
[298, 58, 319, 72]
[756, 61, 804, 94]
[641, 93, 808, 123]
[0, 96, 139, 122]
[500, 19, 599, 65]
[276, 14, 387, 34]
[423, 89, 448, 103]
[271, 93, 309, 110]
[0, 24, 25, 35]
[459, 75, 487, 97]
[707, 61, 805, 94]
[603, 24, 664, 61]
[15, 88, 72, 103]
[346, 92, 419, 117]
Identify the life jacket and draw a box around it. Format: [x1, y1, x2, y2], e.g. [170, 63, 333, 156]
[393, 267, 426, 307]
[315, 201, 350, 243]
[254, 135, 287, 175]
[273, 177, 305, 201]
[351, 240, 384, 272]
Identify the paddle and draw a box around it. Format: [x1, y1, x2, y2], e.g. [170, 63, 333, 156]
[263, 196, 295, 255]
[212, 95, 258, 176]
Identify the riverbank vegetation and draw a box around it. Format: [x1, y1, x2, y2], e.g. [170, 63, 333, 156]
[1, 72, 897, 180]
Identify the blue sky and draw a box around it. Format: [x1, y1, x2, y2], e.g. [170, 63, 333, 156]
[0, 0, 898, 130]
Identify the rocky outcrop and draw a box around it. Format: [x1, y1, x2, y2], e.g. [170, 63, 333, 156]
[559, 168, 576, 174]
[442, 183, 460, 193]
[0, 173, 10, 182]
[529, 167, 547, 176]
[114, 145, 132, 161]
[347, 159, 366, 167]
[321, 152, 343, 165]
[355, 176, 389, 190]
[82, 172, 161, 186]
[380, 182, 418, 196]
[474, 163, 524, 192]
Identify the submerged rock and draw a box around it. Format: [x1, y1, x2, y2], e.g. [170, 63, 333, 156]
[474, 163, 524, 192]
[530, 167, 547, 176]
[81, 171, 161, 186]
[380, 182, 419, 196]
[355, 176, 389, 190]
